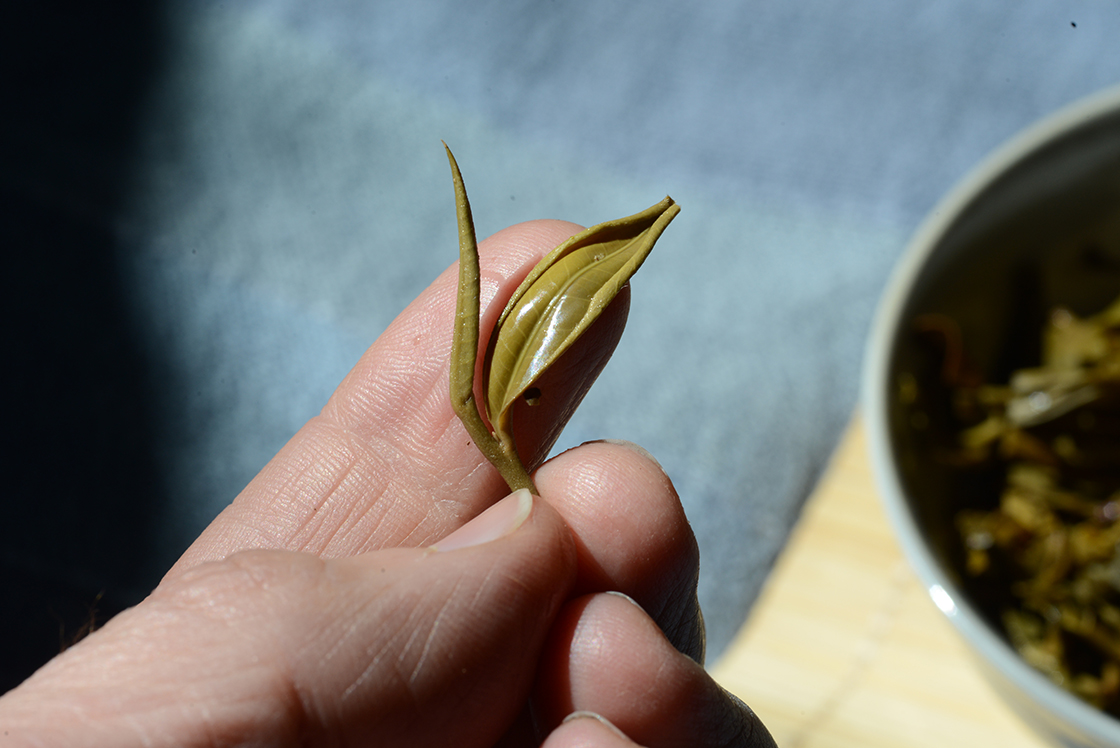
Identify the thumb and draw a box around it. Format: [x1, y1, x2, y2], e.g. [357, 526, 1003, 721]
[0, 491, 576, 748]
[310, 489, 577, 746]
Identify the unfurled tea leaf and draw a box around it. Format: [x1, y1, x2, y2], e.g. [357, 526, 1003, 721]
[484, 198, 679, 453]
[444, 144, 678, 493]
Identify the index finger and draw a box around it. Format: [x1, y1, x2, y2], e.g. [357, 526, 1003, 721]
[168, 218, 630, 577]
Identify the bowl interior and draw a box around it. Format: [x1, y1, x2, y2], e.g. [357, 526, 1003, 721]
[884, 108, 1120, 634]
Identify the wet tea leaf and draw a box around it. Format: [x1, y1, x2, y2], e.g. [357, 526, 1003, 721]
[484, 197, 680, 450]
[444, 144, 678, 493]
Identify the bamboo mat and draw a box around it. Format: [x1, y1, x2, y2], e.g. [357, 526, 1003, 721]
[711, 416, 1050, 747]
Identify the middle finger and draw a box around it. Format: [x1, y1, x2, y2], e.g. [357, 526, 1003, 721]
[534, 440, 704, 661]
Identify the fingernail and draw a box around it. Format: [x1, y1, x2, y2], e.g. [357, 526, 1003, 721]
[432, 489, 533, 552]
[609, 591, 645, 609]
[562, 711, 629, 739]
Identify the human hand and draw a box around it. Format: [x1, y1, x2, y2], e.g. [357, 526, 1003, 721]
[0, 220, 774, 747]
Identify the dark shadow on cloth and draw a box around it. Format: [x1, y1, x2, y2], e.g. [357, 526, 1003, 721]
[1, 4, 172, 693]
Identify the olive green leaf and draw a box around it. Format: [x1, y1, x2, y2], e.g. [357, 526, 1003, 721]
[444, 144, 679, 494]
[484, 196, 679, 451]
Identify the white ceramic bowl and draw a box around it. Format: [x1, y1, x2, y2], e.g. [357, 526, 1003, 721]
[864, 85, 1120, 747]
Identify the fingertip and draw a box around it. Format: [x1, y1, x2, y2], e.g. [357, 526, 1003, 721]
[487, 218, 587, 252]
[583, 439, 664, 472]
[536, 592, 773, 747]
[534, 441, 704, 660]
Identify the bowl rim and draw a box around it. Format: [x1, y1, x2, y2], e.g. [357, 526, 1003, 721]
[863, 81, 1120, 743]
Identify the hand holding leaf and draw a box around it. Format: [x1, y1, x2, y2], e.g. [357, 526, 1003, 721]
[445, 145, 679, 494]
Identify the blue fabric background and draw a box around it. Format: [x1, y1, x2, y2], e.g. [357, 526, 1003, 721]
[5, 2, 1120, 683]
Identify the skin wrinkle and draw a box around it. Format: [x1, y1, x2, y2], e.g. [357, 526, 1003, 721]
[337, 615, 400, 704]
[395, 456, 502, 551]
[448, 561, 541, 680]
[202, 420, 371, 563]
[571, 609, 659, 736]
[722, 690, 766, 748]
[303, 387, 508, 556]
[426, 413, 492, 497]
[309, 567, 434, 730]
[219, 513, 288, 559]
[162, 562, 271, 625]
[295, 575, 359, 669]
[405, 576, 464, 690]
[354, 445, 476, 551]
[324, 604, 378, 702]
[272, 420, 355, 504]
[299, 436, 400, 556]
[169, 466, 587, 743]
[644, 655, 674, 706]
[393, 599, 442, 723]
[120, 715, 154, 748]
[280, 426, 374, 552]
[216, 459, 330, 555]
[47, 572, 296, 745]
[376, 581, 444, 689]
[415, 389, 478, 476]
[278, 420, 461, 557]
[357, 362, 439, 439]
[408, 368, 464, 447]
[657, 567, 705, 663]
[480, 563, 535, 612]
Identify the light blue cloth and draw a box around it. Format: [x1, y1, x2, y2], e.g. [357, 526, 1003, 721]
[103, 1, 1120, 657]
